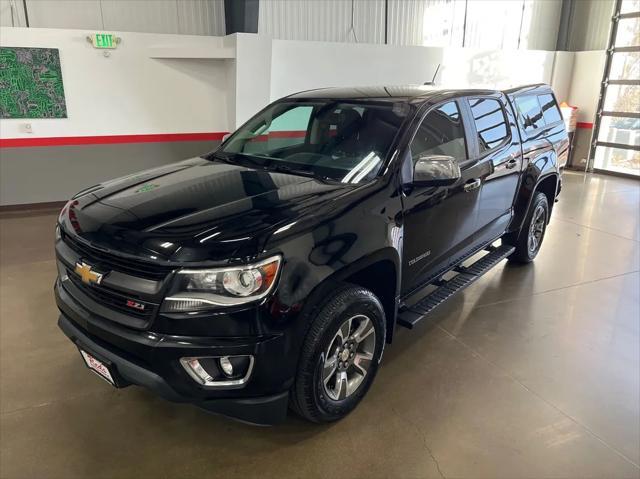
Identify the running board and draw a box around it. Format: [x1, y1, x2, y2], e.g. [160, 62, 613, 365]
[397, 244, 515, 329]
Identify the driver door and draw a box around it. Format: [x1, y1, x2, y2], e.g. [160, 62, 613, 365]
[401, 100, 491, 297]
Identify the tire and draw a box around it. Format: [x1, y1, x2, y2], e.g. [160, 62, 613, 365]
[290, 284, 386, 423]
[505, 191, 549, 263]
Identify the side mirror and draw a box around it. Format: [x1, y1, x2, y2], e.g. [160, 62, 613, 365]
[413, 155, 461, 186]
[222, 133, 231, 143]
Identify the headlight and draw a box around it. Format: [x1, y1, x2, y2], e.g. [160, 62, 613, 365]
[161, 255, 281, 312]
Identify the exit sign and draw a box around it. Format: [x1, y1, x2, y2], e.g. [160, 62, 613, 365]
[90, 33, 118, 49]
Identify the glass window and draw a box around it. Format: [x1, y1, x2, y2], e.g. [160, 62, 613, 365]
[410, 101, 467, 162]
[470, 98, 509, 153]
[615, 16, 639, 48]
[620, 0, 640, 14]
[218, 101, 407, 183]
[242, 105, 312, 152]
[609, 52, 640, 80]
[594, 146, 640, 175]
[514, 95, 545, 134]
[604, 84, 640, 113]
[597, 116, 640, 147]
[538, 94, 562, 125]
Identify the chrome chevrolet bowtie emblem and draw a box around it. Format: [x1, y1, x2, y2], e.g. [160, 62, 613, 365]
[74, 261, 104, 285]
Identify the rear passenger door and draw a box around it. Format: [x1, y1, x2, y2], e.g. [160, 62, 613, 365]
[465, 94, 523, 245]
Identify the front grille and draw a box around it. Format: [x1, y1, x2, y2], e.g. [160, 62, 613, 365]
[62, 232, 175, 281]
[68, 272, 157, 319]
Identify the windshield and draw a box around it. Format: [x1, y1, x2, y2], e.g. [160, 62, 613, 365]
[213, 100, 409, 183]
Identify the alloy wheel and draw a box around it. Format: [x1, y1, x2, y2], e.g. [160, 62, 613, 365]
[321, 314, 376, 401]
[527, 204, 546, 255]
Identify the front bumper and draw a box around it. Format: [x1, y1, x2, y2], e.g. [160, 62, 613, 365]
[55, 281, 290, 425]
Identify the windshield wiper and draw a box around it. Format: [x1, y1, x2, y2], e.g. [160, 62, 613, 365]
[269, 164, 317, 178]
[205, 151, 264, 168]
[204, 151, 231, 163]
[207, 153, 334, 182]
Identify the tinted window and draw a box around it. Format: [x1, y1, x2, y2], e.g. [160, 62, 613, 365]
[538, 93, 562, 125]
[220, 101, 407, 183]
[470, 98, 509, 153]
[515, 95, 545, 133]
[243, 105, 313, 151]
[410, 101, 467, 162]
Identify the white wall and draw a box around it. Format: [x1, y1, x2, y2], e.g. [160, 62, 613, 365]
[233, 34, 272, 127]
[270, 40, 442, 100]
[270, 39, 563, 101]
[0, 27, 233, 139]
[550, 51, 575, 103]
[438, 47, 556, 89]
[567, 50, 605, 124]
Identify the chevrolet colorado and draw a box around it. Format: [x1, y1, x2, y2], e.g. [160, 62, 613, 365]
[55, 84, 568, 424]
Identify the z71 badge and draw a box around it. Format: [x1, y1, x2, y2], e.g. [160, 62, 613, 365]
[126, 300, 146, 311]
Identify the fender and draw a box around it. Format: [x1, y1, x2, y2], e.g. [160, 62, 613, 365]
[277, 245, 402, 351]
[508, 143, 560, 235]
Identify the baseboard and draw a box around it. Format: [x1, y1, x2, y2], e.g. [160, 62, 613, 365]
[0, 201, 66, 218]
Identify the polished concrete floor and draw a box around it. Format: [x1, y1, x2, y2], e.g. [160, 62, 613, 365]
[1, 171, 639, 479]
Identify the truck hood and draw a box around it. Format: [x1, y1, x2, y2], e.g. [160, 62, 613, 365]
[59, 157, 352, 263]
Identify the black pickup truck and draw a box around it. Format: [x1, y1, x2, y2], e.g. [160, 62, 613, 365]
[55, 84, 568, 424]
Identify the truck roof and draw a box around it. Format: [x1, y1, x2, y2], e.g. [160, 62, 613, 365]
[287, 83, 552, 103]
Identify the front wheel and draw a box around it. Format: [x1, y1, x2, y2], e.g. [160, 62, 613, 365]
[290, 285, 386, 423]
[505, 192, 549, 263]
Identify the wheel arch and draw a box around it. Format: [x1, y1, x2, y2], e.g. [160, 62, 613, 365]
[534, 174, 559, 221]
[299, 248, 401, 345]
[509, 171, 559, 240]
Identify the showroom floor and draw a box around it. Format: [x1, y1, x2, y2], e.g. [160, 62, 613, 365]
[0, 171, 638, 479]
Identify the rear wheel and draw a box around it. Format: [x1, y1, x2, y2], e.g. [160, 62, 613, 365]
[290, 285, 386, 423]
[505, 192, 549, 263]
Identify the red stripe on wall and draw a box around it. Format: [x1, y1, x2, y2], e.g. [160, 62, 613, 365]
[577, 122, 594, 129]
[0, 132, 228, 148]
[248, 130, 308, 142]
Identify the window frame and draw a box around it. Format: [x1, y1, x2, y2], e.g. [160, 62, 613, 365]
[513, 94, 546, 136]
[406, 98, 473, 167]
[464, 95, 512, 158]
[537, 93, 563, 128]
[511, 91, 564, 141]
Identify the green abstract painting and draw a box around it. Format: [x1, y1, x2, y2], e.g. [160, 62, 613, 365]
[0, 47, 67, 119]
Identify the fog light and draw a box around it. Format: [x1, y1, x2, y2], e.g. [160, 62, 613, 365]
[182, 358, 214, 385]
[179, 355, 254, 388]
[219, 356, 234, 377]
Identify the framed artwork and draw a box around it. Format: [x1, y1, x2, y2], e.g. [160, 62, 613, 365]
[0, 47, 67, 119]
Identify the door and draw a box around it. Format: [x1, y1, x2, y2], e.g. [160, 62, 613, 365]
[401, 100, 491, 297]
[466, 95, 522, 245]
[590, 0, 639, 177]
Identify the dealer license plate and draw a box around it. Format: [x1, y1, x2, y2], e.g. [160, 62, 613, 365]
[79, 349, 115, 386]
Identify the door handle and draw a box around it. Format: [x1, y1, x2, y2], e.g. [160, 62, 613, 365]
[463, 178, 481, 192]
[506, 158, 518, 170]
